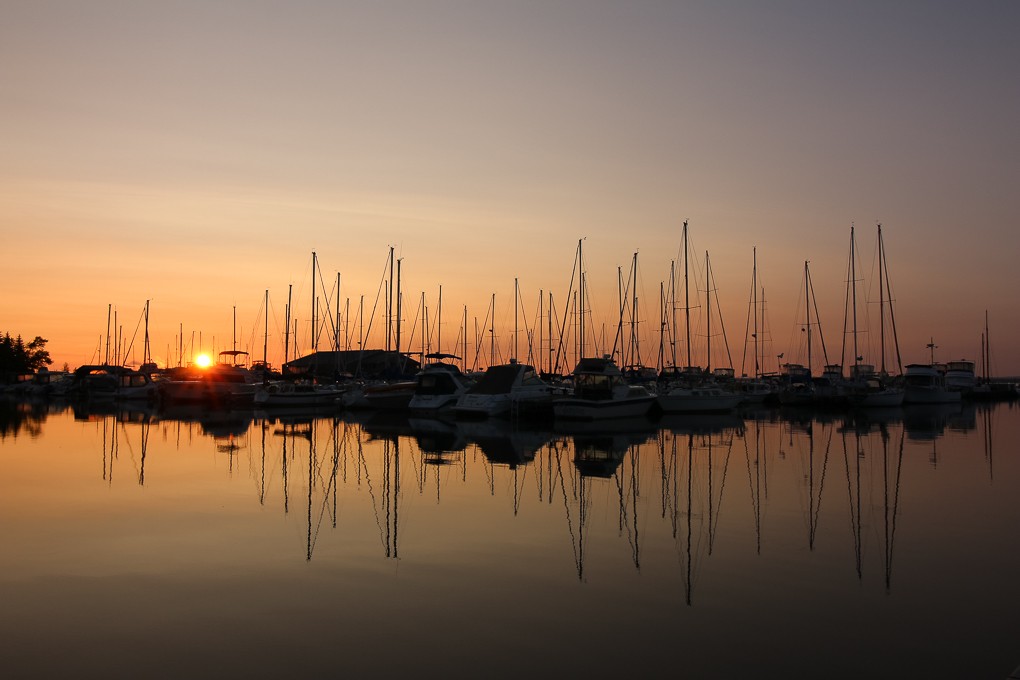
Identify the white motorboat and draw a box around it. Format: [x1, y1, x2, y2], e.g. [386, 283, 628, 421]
[656, 383, 743, 414]
[552, 357, 655, 421]
[407, 359, 474, 415]
[903, 364, 960, 404]
[254, 380, 340, 408]
[453, 361, 564, 418]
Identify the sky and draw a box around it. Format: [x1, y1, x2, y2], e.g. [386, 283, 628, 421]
[2, 0, 1018, 375]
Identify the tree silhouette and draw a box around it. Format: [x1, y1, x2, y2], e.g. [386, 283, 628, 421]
[0, 332, 53, 381]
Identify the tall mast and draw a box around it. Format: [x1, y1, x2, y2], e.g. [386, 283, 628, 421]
[850, 225, 859, 374]
[548, 291, 554, 374]
[805, 261, 812, 374]
[143, 300, 151, 366]
[578, 239, 585, 358]
[396, 258, 402, 354]
[658, 281, 665, 373]
[514, 277, 519, 361]
[759, 287, 766, 375]
[263, 289, 269, 366]
[105, 304, 112, 365]
[490, 292, 496, 366]
[880, 225, 903, 374]
[311, 251, 317, 353]
[284, 284, 292, 365]
[463, 305, 468, 371]
[387, 246, 394, 353]
[344, 298, 350, 352]
[437, 285, 442, 356]
[669, 260, 677, 371]
[878, 224, 886, 374]
[539, 290, 544, 371]
[683, 221, 691, 369]
[985, 310, 990, 380]
[631, 252, 639, 367]
[614, 266, 624, 362]
[705, 250, 711, 372]
[753, 248, 759, 378]
[573, 290, 578, 364]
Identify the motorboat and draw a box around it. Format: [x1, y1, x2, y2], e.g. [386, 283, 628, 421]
[656, 383, 743, 414]
[552, 356, 655, 421]
[453, 360, 565, 418]
[254, 380, 341, 408]
[407, 358, 474, 415]
[115, 369, 160, 402]
[903, 363, 961, 404]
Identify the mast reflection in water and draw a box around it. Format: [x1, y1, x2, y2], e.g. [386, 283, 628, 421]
[1, 398, 1018, 679]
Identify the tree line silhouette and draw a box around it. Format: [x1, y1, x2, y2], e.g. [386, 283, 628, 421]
[0, 332, 53, 382]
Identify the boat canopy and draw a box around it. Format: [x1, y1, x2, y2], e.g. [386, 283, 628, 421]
[467, 363, 526, 395]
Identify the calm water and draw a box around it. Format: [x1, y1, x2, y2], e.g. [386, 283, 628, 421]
[2, 398, 1018, 679]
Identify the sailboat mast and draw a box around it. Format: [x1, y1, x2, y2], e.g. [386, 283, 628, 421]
[548, 291, 554, 374]
[758, 287, 765, 374]
[683, 221, 691, 369]
[142, 300, 150, 366]
[753, 248, 759, 378]
[437, 285, 442, 356]
[632, 253, 639, 367]
[490, 292, 495, 367]
[658, 281, 665, 373]
[615, 265, 624, 362]
[396, 258, 402, 355]
[878, 224, 886, 374]
[263, 289, 269, 366]
[850, 225, 859, 374]
[670, 260, 677, 370]
[880, 226, 903, 375]
[805, 261, 812, 373]
[311, 251, 317, 353]
[578, 239, 585, 358]
[388, 247, 394, 353]
[285, 284, 292, 366]
[105, 304, 112, 365]
[514, 277, 519, 361]
[705, 250, 711, 372]
[985, 310, 990, 380]
[539, 289, 544, 371]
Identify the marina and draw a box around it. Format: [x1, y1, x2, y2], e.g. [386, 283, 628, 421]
[4, 2, 1020, 677]
[1, 393, 1018, 678]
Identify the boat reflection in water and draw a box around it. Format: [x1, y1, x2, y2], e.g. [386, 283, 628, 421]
[2, 397, 1020, 679]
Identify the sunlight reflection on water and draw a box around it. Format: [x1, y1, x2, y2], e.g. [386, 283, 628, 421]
[1, 398, 1019, 679]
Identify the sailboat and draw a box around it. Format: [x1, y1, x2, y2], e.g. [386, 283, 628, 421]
[656, 225, 742, 414]
[737, 246, 776, 403]
[844, 224, 904, 408]
[776, 260, 842, 407]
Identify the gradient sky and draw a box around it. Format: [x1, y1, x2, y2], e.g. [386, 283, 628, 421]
[2, 0, 1018, 374]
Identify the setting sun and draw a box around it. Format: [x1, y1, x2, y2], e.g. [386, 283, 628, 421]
[194, 353, 212, 368]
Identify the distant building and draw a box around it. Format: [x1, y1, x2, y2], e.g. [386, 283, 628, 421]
[283, 350, 421, 381]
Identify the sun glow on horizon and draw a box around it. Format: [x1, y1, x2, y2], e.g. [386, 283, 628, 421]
[194, 353, 212, 368]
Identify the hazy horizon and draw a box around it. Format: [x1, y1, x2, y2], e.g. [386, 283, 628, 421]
[3, 1, 1018, 373]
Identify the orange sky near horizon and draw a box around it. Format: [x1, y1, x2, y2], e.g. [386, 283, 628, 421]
[2, 1, 1019, 374]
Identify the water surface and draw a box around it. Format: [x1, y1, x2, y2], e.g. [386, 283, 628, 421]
[1, 399, 1018, 679]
